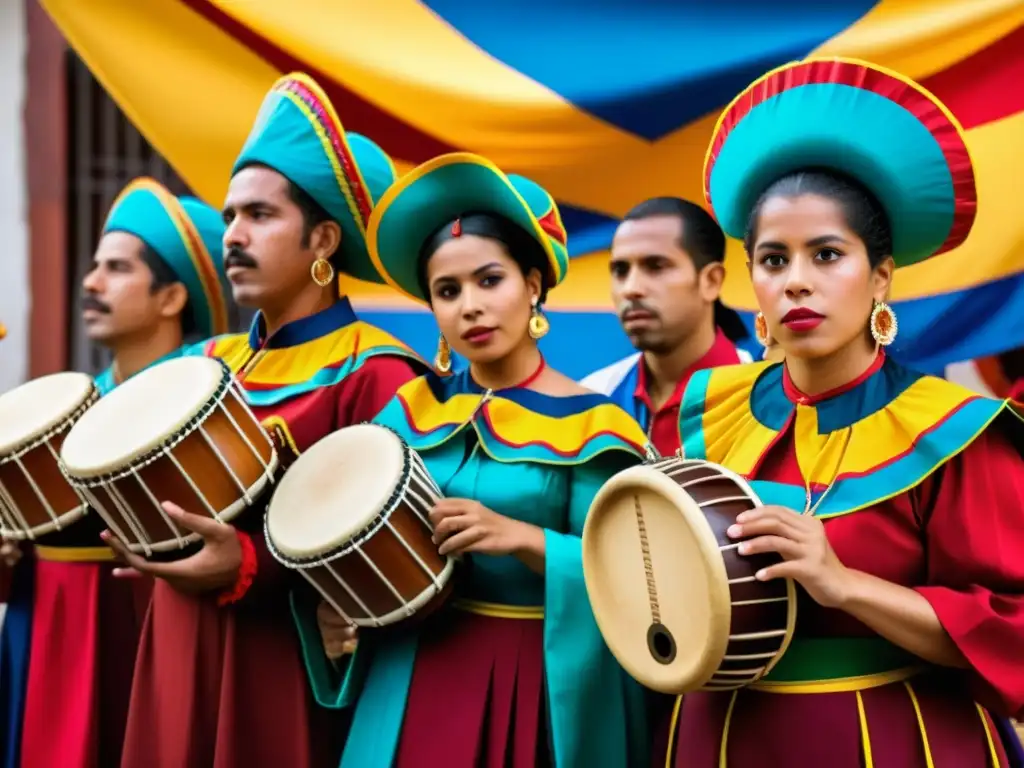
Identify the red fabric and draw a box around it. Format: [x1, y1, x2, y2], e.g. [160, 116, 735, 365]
[1009, 378, 1024, 403]
[120, 355, 422, 768]
[394, 612, 549, 768]
[217, 530, 257, 606]
[665, 418, 1024, 767]
[19, 559, 146, 768]
[635, 328, 742, 456]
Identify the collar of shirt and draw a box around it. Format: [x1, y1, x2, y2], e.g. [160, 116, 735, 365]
[634, 327, 742, 414]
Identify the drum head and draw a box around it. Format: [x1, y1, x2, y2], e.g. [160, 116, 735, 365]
[582, 465, 732, 694]
[267, 423, 405, 561]
[0, 372, 96, 456]
[61, 356, 226, 478]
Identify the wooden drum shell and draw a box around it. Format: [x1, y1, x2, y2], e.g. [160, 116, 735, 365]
[268, 439, 453, 629]
[0, 389, 97, 540]
[68, 387, 277, 555]
[660, 460, 794, 690]
[582, 457, 796, 695]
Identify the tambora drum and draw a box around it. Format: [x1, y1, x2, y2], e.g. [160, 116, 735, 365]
[582, 457, 796, 693]
[265, 423, 454, 628]
[60, 356, 278, 556]
[0, 372, 99, 539]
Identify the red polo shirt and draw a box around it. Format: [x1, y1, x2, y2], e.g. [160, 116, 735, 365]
[636, 328, 745, 456]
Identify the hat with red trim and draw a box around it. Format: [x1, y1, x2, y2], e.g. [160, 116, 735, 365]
[233, 72, 398, 284]
[366, 152, 569, 304]
[703, 57, 977, 268]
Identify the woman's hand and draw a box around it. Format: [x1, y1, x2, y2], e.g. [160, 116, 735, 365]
[728, 505, 851, 608]
[429, 499, 532, 557]
[317, 601, 358, 661]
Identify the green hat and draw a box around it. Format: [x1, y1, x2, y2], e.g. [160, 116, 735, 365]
[367, 152, 569, 304]
[232, 72, 398, 284]
[704, 57, 977, 268]
[103, 177, 229, 336]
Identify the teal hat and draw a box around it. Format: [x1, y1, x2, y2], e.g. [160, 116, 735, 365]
[103, 178, 229, 336]
[232, 72, 398, 285]
[367, 152, 569, 304]
[704, 57, 977, 268]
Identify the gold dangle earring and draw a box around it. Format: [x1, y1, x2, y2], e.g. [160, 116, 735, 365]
[528, 297, 550, 340]
[434, 333, 452, 374]
[310, 257, 334, 287]
[754, 311, 772, 347]
[870, 300, 898, 347]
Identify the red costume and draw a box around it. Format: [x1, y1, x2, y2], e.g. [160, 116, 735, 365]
[119, 301, 425, 767]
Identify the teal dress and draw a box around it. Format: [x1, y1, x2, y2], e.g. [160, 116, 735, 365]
[294, 368, 655, 767]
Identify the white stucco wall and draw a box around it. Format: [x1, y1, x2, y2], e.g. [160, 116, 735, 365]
[0, 1, 28, 394]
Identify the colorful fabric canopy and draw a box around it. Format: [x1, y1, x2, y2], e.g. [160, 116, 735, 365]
[40, 0, 1024, 377]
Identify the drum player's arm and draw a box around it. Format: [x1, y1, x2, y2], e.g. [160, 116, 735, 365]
[730, 428, 1024, 718]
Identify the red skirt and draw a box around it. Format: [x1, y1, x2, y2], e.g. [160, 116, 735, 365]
[664, 673, 1009, 768]
[394, 607, 550, 768]
[19, 552, 149, 768]
[120, 580, 341, 768]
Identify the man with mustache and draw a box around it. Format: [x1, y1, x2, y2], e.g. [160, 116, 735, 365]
[105, 73, 428, 768]
[0, 178, 229, 768]
[582, 197, 753, 456]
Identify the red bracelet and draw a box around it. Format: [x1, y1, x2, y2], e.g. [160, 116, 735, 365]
[217, 530, 258, 607]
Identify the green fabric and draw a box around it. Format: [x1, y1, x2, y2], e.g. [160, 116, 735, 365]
[293, 428, 651, 767]
[761, 637, 920, 683]
[369, 155, 569, 303]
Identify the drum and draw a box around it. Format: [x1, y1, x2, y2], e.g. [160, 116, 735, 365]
[265, 423, 454, 628]
[60, 356, 278, 556]
[581, 457, 796, 694]
[0, 372, 99, 539]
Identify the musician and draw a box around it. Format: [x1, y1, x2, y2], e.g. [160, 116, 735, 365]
[0, 178, 229, 768]
[663, 58, 1024, 767]
[102, 73, 428, 768]
[294, 154, 654, 767]
[581, 197, 752, 456]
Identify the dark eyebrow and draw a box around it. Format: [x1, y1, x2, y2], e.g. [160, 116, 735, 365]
[756, 235, 850, 252]
[221, 199, 276, 217]
[430, 261, 503, 288]
[806, 234, 849, 247]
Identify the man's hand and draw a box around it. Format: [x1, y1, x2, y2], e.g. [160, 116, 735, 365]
[102, 502, 243, 595]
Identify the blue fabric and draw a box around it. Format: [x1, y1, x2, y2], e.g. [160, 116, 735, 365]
[232, 80, 397, 284]
[293, 387, 651, 766]
[423, 1, 876, 140]
[709, 83, 956, 267]
[0, 560, 33, 768]
[246, 298, 358, 351]
[104, 187, 227, 337]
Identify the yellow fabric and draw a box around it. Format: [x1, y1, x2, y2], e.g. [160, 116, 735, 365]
[37, 0, 1024, 312]
[33, 545, 117, 563]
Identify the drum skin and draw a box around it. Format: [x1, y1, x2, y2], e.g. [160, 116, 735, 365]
[582, 457, 796, 694]
[79, 391, 276, 554]
[265, 424, 454, 629]
[0, 381, 98, 539]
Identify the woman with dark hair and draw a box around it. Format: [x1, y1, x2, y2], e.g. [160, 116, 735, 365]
[293, 154, 655, 767]
[659, 59, 1024, 767]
